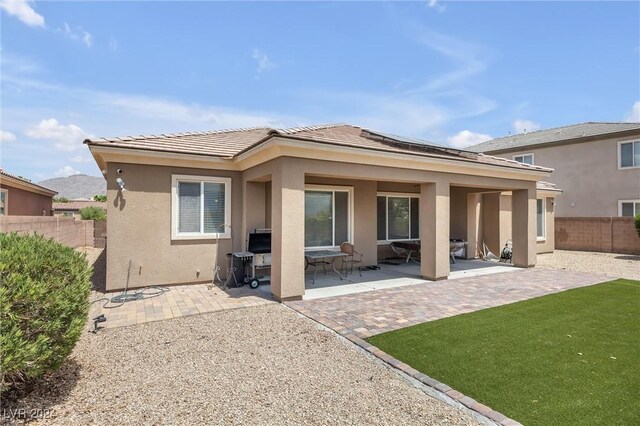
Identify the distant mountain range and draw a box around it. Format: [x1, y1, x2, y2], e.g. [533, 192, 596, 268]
[39, 174, 106, 199]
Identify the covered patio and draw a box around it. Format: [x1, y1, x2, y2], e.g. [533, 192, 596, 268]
[258, 259, 516, 300]
[240, 127, 552, 302]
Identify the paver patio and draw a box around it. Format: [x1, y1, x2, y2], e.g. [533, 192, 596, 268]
[286, 268, 610, 338]
[94, 284, 275, 328]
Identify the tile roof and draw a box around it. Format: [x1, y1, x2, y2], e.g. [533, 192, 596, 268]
[0, 169, 58, 195]
[85, 124, 550, 173]
[468, 122, 640, 153]
[536, 181, 562, 192]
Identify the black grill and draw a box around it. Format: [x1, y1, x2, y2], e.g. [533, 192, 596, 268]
[247, 231, 271, 254]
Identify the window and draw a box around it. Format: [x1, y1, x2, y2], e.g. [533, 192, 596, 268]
[62, 211, 74, 217]
[619, 200, 640, 217]
[304, 186, 353, 248]
[513, 153, 534, 165]
[171, 175, 231, 239]
[377, 194, 420, 241]
[619, 140, 640, 169]
[0, 189, 7, 215]
[536, 198, 545, 239]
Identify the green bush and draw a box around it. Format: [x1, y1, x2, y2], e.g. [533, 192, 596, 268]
[0, 233, 91, 391]
[635, 214, 640, 238]
[79, 206, 106, 221]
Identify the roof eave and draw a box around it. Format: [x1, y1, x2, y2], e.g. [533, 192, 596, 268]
[476, 128, 640, 154]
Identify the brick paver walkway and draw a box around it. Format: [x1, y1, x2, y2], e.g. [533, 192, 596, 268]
[95, 284, 274, 328]
[286, 268, 610, 338]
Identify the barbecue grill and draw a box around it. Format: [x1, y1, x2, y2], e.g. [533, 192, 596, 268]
[245, 229, 272, 288]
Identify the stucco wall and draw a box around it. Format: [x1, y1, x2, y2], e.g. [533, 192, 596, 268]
[482, 192, 554, 256]
[105, 163, 242, 291]
[494, 134, 640, 217]
[104, 156, 543, 293]
[0, 184, 53, 216]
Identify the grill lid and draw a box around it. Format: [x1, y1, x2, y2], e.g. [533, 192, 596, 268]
[248, 232, 271, 254]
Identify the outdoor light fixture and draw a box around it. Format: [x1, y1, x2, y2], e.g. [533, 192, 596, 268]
[116, 177, 127, 191]
[91, 314, 107, 333]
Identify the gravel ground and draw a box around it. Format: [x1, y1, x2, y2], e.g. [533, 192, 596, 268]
[2, 303, 478, 425]
[537, 250, 640, 281]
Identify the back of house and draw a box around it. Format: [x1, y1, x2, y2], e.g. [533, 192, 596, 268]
[468, 122, 640, 218]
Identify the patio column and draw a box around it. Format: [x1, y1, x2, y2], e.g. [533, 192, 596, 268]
[466, 192, 481, 259]
[420, 181, 450, 280]
[512, 185, 537, 268]
[270, 158, 305, 301]
[242, 181, 266, 250]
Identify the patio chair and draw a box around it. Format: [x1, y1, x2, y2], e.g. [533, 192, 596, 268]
[340, 242, 363, 277]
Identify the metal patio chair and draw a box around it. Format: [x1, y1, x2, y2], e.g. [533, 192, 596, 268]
[340, 242, 363, 277]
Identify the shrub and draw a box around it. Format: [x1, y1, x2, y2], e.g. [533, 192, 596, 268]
[79, 206, 106, 221]
[0, 233, 91, 392]
[53, 197, 69, 203]
[635, 214, 640, 238]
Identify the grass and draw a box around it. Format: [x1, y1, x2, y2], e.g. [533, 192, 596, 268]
[366, 279, 640, 426]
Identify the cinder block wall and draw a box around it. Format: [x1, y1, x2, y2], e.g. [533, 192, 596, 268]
[0, 216, 95, 248]
[555, 217, 640, 255]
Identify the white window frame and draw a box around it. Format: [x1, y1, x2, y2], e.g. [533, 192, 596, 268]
[618, 199, 640, 217]
[617, 140, 640, 170]
[536, 198, 546, 241]
[0, 188, 7, 215]
[171, 174, 232, 240]
[304, 184, 354, 251]
[512, 153, 534, 165]
[377, 192, 420, 244]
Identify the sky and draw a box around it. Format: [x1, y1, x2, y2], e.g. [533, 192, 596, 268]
[1, 0, 639, 181]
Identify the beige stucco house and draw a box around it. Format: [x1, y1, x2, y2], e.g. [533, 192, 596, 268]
[0, 169, 57, 216]
[53, 200, 107, 219]
[86, 124, 559, 301]
[469, 122, 640, 218]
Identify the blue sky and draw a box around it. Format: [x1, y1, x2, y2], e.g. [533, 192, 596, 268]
[1, 0, 639, 181]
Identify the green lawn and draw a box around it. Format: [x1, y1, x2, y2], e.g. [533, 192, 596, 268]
[366, 279, 640, 426]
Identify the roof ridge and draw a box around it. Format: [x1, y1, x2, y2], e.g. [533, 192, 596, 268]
[87, 126, 273, 143]
[487, 121, 640, 143]
[273, 123, 353, 135]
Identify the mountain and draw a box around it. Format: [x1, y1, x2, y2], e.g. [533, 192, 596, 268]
[39, 174, 106, 199]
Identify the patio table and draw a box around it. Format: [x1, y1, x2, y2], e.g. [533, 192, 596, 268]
[305, 250, 347, 284]
[390, 240, 468, 264]
[390, 241, 421, 263]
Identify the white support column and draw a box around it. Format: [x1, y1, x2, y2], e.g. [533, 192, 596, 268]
[466, 192, 481, 259]
[420, 181, 450, 280]
[512, 185, 537, 268]
[270, 158, 306, 300]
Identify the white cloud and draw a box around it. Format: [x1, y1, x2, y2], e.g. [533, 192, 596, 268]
[427, 0, 446, 12]
[57, 22, 93, 48]
[408, 29, 487, 93]
[513, 119, 540, 134]
[0, 130, 17, 142]
[625, 101, 640, 122]
[0, 0, 45, 28]
[447, 130, 492, 149]
[108, 36, 118, 51]
[251, 48, 276, 74]
[25, 118, 91, 151]
[54, 165, 81, 177]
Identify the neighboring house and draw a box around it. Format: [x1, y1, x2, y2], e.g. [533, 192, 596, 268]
[85, 124, 559, 300]
[53, 200, 107, 219]
[0, 169, 57, 216]
[469, 122, 640, 218]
